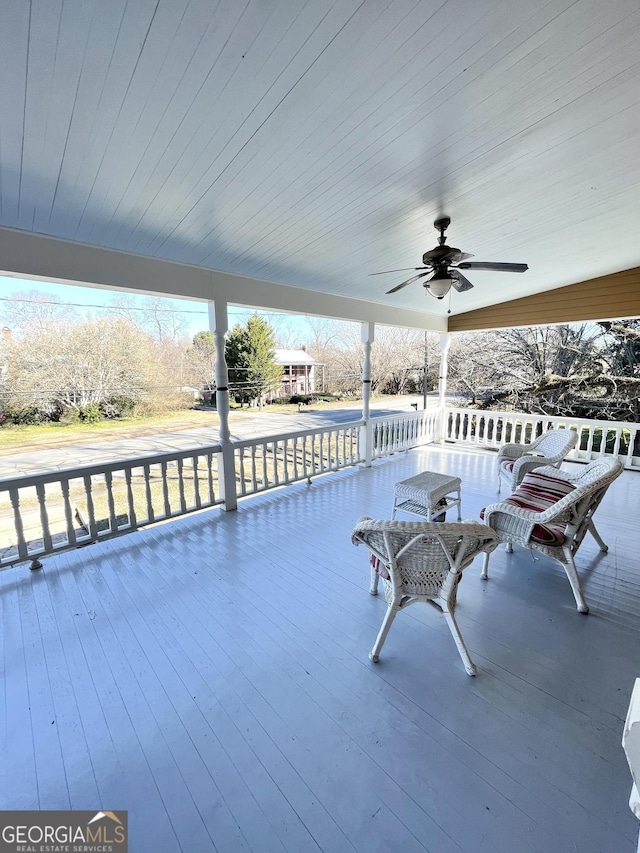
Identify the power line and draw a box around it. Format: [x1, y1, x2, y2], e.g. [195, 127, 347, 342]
[0, 295, 318, 320]
[0, 296, 206, 314]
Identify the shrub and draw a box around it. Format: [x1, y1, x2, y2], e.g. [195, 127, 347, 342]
[78, 403, 103, 423]
[101, 396, 135, 419]
[3, 404, 46, 425]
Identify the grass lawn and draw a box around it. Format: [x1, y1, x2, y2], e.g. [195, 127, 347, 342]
[0, 397, 376, 455]
[0, 409, 221, 453]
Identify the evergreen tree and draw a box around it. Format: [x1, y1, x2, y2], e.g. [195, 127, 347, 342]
[225, 314, 281, 405]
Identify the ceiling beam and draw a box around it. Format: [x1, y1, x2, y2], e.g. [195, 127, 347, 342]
[0, 227, 446, 332]
[448, 267, 640, 332]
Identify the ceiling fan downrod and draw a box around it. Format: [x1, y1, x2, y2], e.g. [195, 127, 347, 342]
[434, 216, 451, 245]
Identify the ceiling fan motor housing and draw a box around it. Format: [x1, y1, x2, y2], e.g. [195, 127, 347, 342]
[422, 244, 463, 265]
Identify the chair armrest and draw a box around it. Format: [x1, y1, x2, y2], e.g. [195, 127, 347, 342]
[510, 454, 552, 479]
[497, 442, 527, 462]
[484, 501, 540, 524]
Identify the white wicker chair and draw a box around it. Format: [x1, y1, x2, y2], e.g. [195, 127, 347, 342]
[351, 518, 498, 675]
[483, 457, 624, 613]
[497, 427, 578, 492]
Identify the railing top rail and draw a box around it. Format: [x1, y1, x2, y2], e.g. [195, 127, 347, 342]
[231, 419, 364, 449]
[0, 442, 223, 491]
[230, 408, 434, 450]
[371, 408, 436, 422]
[444, 407, 639, 431]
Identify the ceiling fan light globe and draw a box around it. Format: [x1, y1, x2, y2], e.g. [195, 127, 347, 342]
[427, 275, 452, 299]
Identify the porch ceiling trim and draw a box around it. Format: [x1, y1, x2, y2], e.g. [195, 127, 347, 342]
[0, 227, 446, 332]
[448, 267, 640, 332]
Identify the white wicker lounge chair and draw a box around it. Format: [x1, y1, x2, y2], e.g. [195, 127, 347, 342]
[482, 457, 623, 613]
[497, 427, 578, 492]
[351, 518, 498, 675]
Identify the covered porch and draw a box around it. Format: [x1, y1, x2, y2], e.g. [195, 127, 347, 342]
[2, 442, 638, 853]
[1, 3, 640, 847]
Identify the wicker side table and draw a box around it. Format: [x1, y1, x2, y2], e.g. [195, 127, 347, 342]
[391, 471, 462, 522]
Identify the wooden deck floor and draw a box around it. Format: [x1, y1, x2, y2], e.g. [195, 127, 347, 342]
[2, 444, 639, 853]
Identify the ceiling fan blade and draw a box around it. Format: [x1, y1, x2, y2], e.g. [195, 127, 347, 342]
[457, 262, 528, 273]
[370, 266, 430, 276]
[386, 271, 434, 294]
[450, 270, 474, 292]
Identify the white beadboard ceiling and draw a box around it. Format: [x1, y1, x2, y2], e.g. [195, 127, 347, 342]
[1, 0, 639, 318]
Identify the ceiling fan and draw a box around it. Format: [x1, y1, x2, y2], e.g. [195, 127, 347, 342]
[371, 217, 528, 300]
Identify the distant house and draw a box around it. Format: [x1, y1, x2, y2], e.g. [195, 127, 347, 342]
[272, 349, 321, 398]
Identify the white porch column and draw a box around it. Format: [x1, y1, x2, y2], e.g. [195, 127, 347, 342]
[438, 332, 451, 442]
[361, 321, 375, 466]
[208, 300, 237, 511]
[623, 678, 640, 853]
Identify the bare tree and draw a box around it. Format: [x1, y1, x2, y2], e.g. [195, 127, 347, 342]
[448, 324, 640, 420]
[0, 290, 79, 333]
[447, 332, 509, 404]
[372, 326, 426, 394]
[594, 321, 640, 421]
[185, 331, 216, 394]
[306, 323, 429, 397]
[5, 317, 159, 413]
[106, 293, 191, 341]
[271, 315, 306, 349]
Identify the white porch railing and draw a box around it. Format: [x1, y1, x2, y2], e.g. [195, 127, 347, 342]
[445, 408, 640, 470]
[232, 408, 439, 498]
[372, 407, 440, 457]
[0, 405, 636, 570]
[233, 421, 362, 497]
[0, 445, 224, 569]
[0, 409, 436, 569]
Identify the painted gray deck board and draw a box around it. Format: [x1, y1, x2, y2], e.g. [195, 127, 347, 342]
[50, 549, 183, 851]
[1, 445, 639, 852]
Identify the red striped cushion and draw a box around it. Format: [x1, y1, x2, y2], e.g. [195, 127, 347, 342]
[370, 552, 390, 580]
[529, 523, 567, 546]
[482, 471, 575, 547]
[500, 460, 515, 473]
[505, 470, 575, 511]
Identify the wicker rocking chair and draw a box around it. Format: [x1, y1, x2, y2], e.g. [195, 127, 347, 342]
[497, 427, 578, 493]
[351, 517, 498, 675]
[483, 458, 623, 613]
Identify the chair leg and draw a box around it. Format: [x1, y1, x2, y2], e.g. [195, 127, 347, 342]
[481, 551, 490, 580]
[369, 565, 379, 595]
[562, 552, 589, 614]
[588, 520, 608, 552]
[443, 609, 477, 676]
[369, 604, 400, 662]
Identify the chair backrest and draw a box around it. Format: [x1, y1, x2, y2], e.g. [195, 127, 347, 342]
[532, 457, 623, 549]
[563, 456, 623, 488]
[352, 517, 497, 597]
[529, 428, 578, 461]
